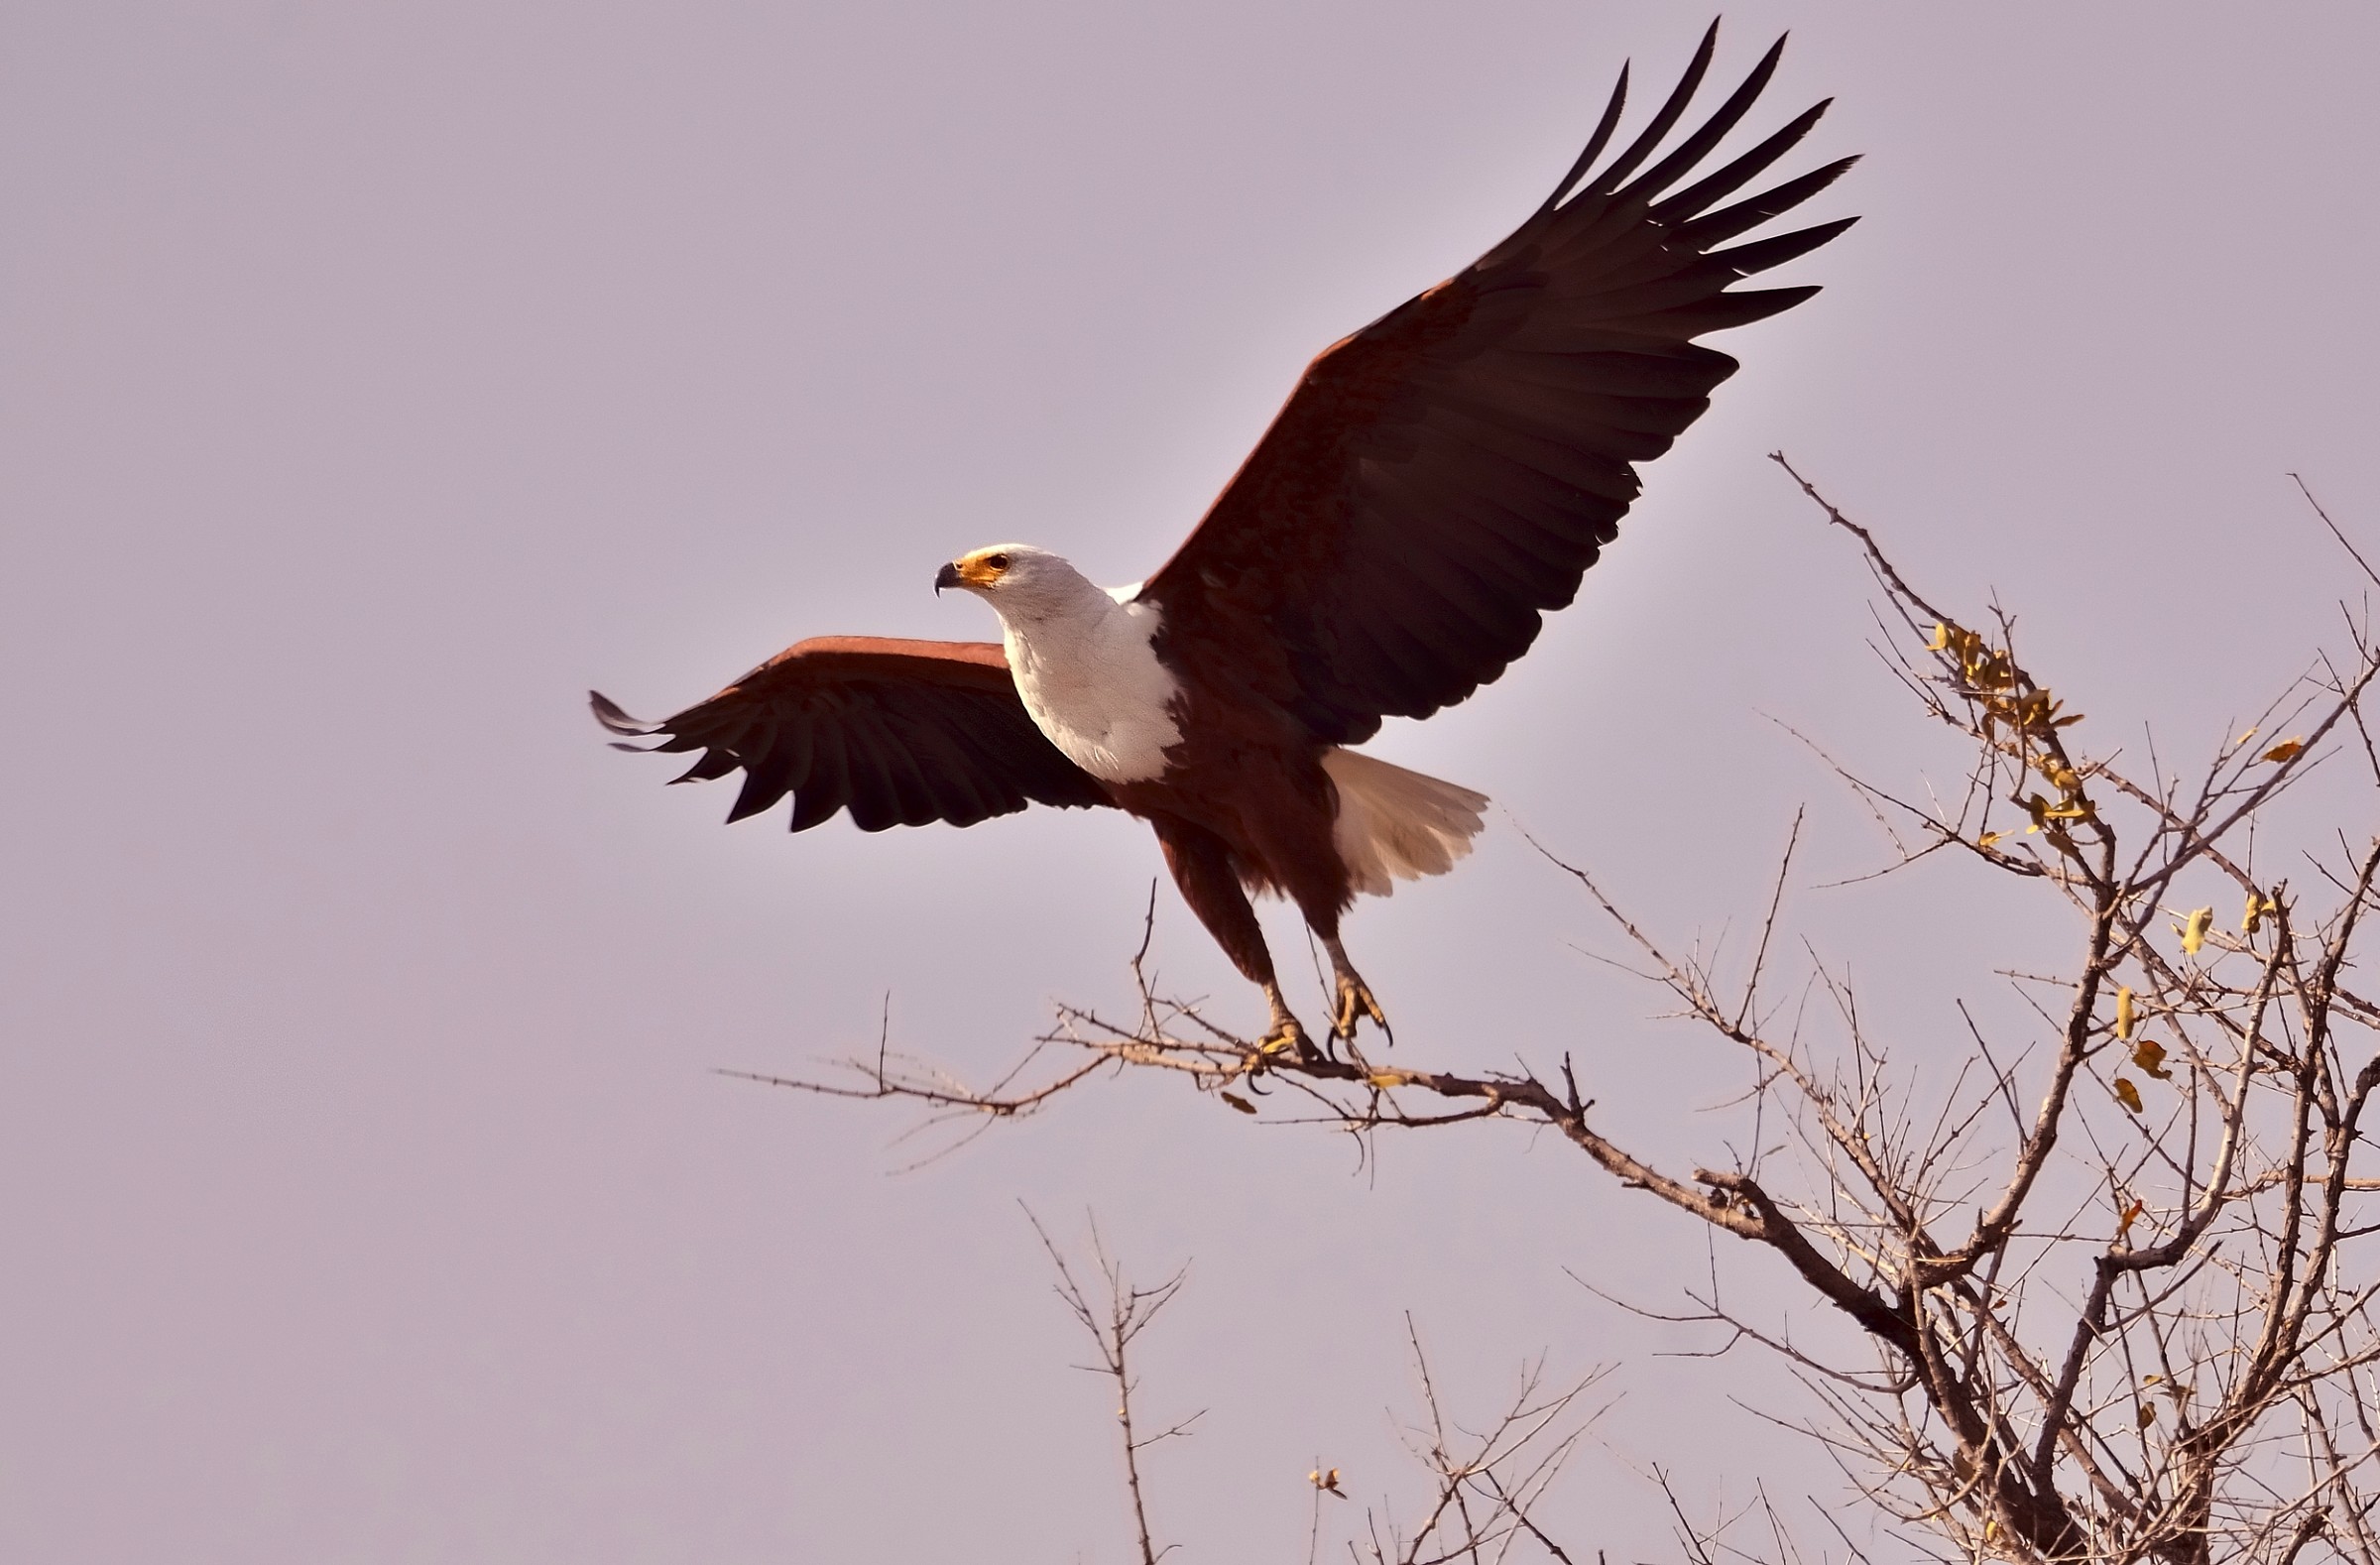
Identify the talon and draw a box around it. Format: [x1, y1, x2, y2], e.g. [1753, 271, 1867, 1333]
[1257, 981, 1320, 1062]
[1259, 1014, 1332, 1065]
[1321, 935, 1391, 1046]
[1330, 970, 1391, 1046]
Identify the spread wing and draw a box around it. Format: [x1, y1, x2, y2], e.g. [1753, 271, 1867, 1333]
[1137, 25, 1856, 744]
[592, 637, 1113, 832]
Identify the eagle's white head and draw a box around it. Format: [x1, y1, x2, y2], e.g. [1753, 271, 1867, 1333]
[934, 543, 1119, 626]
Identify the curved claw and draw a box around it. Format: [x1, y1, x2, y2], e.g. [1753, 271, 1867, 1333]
[1331, 970, 1391, 1046]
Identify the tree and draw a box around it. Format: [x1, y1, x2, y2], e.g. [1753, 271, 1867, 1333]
[750, 462, 2380, 1564]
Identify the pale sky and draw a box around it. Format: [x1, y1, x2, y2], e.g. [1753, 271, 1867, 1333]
[5, 3, 2378, 1559]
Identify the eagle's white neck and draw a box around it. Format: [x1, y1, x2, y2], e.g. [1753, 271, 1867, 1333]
[980, 566, 1182, 784]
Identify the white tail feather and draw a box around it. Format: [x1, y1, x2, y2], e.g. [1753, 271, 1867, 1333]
[1322, 748, 1489, 899]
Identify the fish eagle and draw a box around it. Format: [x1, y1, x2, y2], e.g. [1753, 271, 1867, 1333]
[594, 27, 1855, 1057]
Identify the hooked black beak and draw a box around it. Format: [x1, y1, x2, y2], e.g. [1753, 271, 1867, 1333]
[933, 561, 961, 595]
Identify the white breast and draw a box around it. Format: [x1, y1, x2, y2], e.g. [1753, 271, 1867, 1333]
[1003, 597, 1183, 783]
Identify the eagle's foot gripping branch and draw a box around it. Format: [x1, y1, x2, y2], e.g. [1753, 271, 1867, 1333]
[1257, 984, 1328, 1064]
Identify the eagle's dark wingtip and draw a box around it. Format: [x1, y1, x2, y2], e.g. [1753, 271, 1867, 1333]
[589, 689, 655, 738]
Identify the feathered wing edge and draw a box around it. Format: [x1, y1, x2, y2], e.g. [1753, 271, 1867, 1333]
[1135, 23, 1858, 745]
[591, 637, 1113, 833]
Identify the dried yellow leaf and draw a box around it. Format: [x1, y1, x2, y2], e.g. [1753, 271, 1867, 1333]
[2115, 1197, 2144, 1240]
[2237, 728, 2258, 747]
[2113, 1076, 2144, 1114]
[1367, 1071, 1406, 1090]
[1927, 622, 1950, 652]
[2243, 893, 2264, 934]
[1309, 1467, 1345, 1497]
[2132, 1038, 2171, 1081]
[1220, 1091, 1258, 1115]
[2138, 1405, 2157, 1427]
[2115, 987, 2136, 1040]
[1976, 830, 2006, 850]
[2181, 906, 2213, 956]
[2261, 738, 2306, 765]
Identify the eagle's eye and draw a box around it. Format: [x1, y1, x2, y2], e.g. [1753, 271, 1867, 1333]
[985, 552, 1012, 572]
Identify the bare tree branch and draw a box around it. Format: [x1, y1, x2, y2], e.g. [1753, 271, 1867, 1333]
[774, 464, 2380, 1565]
